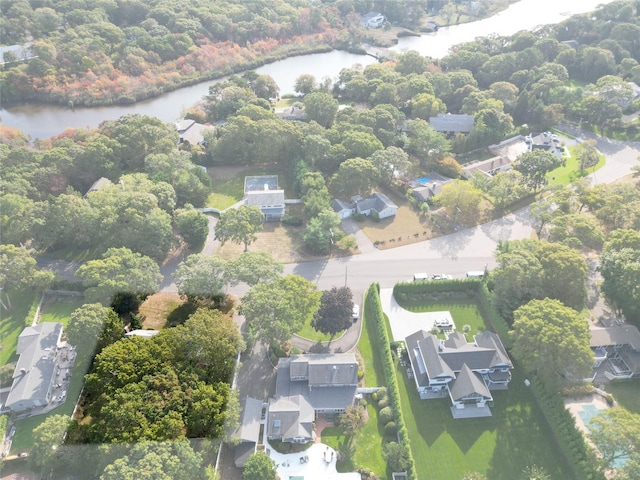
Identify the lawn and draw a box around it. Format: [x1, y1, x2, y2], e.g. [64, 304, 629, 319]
[547, 145, 605, 187]
[39, 297, 85, 328]
[359, 203, 432, 247]
[139, 292, 185, 330]
[296, 321, 338, 343]
[397, 363, 571, 479]
[10, 355, 90, 453]
[606, 381, 640, 415]
[0, 289, 39, 366]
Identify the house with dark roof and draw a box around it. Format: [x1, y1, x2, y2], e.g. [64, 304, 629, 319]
[175, 119, 213, 147]
[266, 354, 359, 443]
[404, 330, 512, 418]
[6, 323, 63, 412]
[429, 113, 474, 135]
[590, 325, 640, 380]
[243, 175, 285, 221]
[332, 193, 398, 220]
[232, 397, 264, 467]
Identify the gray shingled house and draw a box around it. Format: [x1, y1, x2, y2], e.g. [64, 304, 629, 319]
[244, 175, 285, 221]
[590, 325, 640, 381]
[404, 330, 512, 418]
[232, 397, 264, 467]
[266, 354, 359, 443]
[6, 323, 63, 412]
[429, 113, 475, 135]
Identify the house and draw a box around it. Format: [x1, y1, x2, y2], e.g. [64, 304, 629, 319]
[266, 353, 359, 443]
[362, 12, 386, 28]
[525, 132, 564, 160]
[124, 329, 160, 339]
[84, 177, 112, 197]
[404, 330, 512, 418]
[590, 325, 640, 380]
[488, 135, 529, 162]
[429, 113, 474, 135]
[5, 323, 63, 412]
[331, 193, 398, 220]
[175, 119, 213, 147]
[628, 82, 640, 107]
[0, 43, 36, 65]
[232, 397, 264, 467]
[408, 172, 453, 203]
[462, 155, 513, 179]
[275, 105, 306, 121]
[244, 175, 286, 221]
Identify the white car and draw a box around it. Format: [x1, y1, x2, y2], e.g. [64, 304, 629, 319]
[352, 304, 360, 321]
[431, 274, 452, 280]
[434, 318, 452, 328]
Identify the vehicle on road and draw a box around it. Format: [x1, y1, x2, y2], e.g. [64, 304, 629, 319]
[432, 274, 452, 280]
[352, 304, 360, 321]
[413, 273, 429, 281]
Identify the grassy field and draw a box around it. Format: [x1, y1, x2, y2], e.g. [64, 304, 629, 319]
[606, 381, 640, 415]
[10, 355, 90, 453]
[296, 321, 337, 343]
[0, 289, 39, 366]
[139, 292, 185, 330]
[39, 297, 85, 328]
[547, 145, 605, 187]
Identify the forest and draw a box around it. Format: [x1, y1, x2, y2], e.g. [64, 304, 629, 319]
[0, 0, 433, 106]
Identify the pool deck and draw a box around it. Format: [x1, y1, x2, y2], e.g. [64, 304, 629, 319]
[564, 393, 608, 435]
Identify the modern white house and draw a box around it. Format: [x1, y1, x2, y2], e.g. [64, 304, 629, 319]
[5, 323, 63, 412]
[244, 175, 286, 221]
[405, 330, 512, 418]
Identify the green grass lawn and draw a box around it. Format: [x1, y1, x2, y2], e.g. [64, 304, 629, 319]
[606, 381, 640, 415]
[547, 145, 605, 187]
[39, 298, 85, 328]
[358, 307, 385, 388]
[398, 363, 571, 479]
[10, 355, 90, 453]
[0, 289, 39, 366]
[296, 321, 340, 343]
[206, 192, 238, 209]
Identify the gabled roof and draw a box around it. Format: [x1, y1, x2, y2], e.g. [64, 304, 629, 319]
[590, 326, 640, 351]
[307, 354, 358, 386]
[85, 177, 112, 197]
[429, 113, 474, 133]
[6, 323, 62, 410]
[355, 192, 398, 214]
[444, 332, 467, 349]
[233, 397, 263, 443]
[449, 364, 492, 402]
[475, 331, 512, 367]
[332, 198, 353, 214]
[267, 395, 314, 440]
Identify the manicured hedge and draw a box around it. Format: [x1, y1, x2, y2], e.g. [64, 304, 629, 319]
[529, 375, 605, 480]
[365, 283, 417, 480]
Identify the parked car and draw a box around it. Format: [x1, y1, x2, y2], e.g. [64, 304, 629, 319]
[432, 274, 452, 280]
[413, 273, 429, 281]
[352, 304, 360, 321]
[434, 318, 452, 328]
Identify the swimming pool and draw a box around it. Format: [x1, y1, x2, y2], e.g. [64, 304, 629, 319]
[580, 404, 629, 468]
[416, 176, 432, 185]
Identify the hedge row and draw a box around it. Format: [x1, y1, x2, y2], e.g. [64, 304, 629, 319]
[365, 283, 417, 480]
[529, 375, 605, 480]
[392, 280, 511, 349]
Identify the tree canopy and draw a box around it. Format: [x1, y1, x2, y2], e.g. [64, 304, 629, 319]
[215, 205, 264, 251]
[510, 298, 593, 390]
[312, 286, 354, 339]
[173, 254, 228, 301]
[243, 451, 278, 480]
[588, 408, 640, 470]
[240, 275, 321, 347]
[66, 303, 124, 358]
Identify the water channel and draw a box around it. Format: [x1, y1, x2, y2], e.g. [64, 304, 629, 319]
[0, 0, 616, 140]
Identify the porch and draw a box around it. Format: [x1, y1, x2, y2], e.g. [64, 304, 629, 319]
[450, 403, 493, 419]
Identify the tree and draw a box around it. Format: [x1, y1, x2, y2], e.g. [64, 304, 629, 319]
[599, 231, 640, 321]
[404, 119, 451, 165]
[370, 147, 413, 185]
[294, 74, 317, 96]
[330, 157, 380, 198]
[0, 245, 54, 301]
[304, 91, 338, 128]
[410, 93, 446, 120]
[173, 254, 228, 302]
[303, 209, 342, 255]
[512, 150, 562, 191]
[75, 247, 162, 305]
[31, 415, 71, 473]
[338, 405, 365, 439]
[520, 465, 551, 480]
[174, 207, 209, 251]
[227, 251, 282, 287]
[589, 408, 640, 470]
[510, 298, 593, 389]
[382, 442, 410, 473]
[240, 275, 321, 348]
[312, 286, 354, 339]
[433, 180, 483, 224]
[215, 205, 264, 251]
[243, 451, 278, 480]
[100, 440, 205, 480]
[66, 304, 124, 357]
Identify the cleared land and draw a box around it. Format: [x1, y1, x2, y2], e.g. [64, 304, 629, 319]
[139, 292, 185, 330]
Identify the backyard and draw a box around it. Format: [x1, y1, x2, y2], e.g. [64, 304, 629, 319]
[546, 143, 605, 187]
[0, 289, 38, 366]
[38, 295, 85, 328]
[605, 381, 640, 415]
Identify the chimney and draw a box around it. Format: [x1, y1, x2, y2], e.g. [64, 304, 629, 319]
[264, 183, 269, 191]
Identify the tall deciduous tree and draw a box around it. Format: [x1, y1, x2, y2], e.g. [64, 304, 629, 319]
[599, 229, 640, 321]
[0, 244, 54, 296]
[330, 157, 380, 198]
[215, 205, 264, 251]
[31, 415, 71, 473]
[510, 298, 593, 390]
[174, 206, 209, 251]
[312, 286, 354, 339]
[66, 304, 123, 357]
[243, 451, 278, 480]
[433, 180, 483, 224]
[240, 275, 321, 348]
[370, 147, 413, 185]
[227, 251, 282, 287]
[588, 408, 640, 470]
[512, 150, 562, 191]
[173, 254, 227, 302]
[304, 91, 339, 128]
[76, 247, 162, 306]
[303, 209, 342, 255]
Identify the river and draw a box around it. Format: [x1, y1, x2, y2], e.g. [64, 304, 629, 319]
[0, 0, 616, 140]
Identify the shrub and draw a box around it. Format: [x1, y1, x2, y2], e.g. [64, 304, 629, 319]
[379, 406, 394, 425]
[377, 397, 389, 409]
[358, 368, 364, 380]
[282, 214, 303, 226]
[384, 421, 397, 436]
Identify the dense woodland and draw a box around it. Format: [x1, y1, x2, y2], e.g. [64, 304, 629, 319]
[0, 0, 434, 106]
[1, 1, 640, 478]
